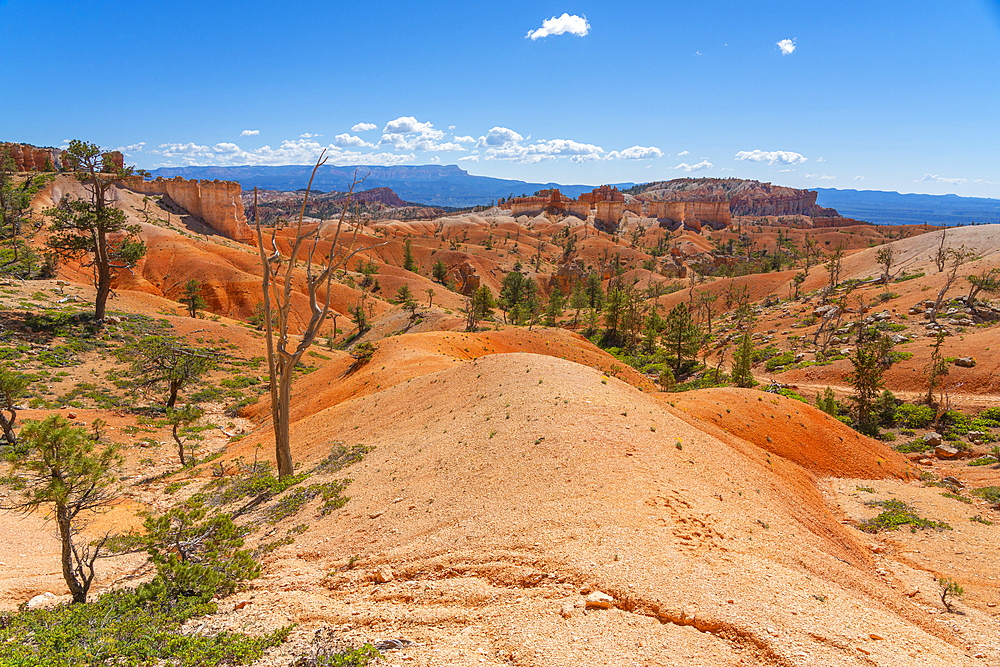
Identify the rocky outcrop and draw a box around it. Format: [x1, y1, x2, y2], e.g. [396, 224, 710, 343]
[1, 142, 124, 173]
[445, 262, 481, 296]
[595, 201, 625, 232]
[123, 176, 253, 242]
[647, 201, 731, 231]
[507, 189, 590, 219]
[637, 178, 846, 220]
[579, 185, 624, 205]
[2, 143, 62, 172]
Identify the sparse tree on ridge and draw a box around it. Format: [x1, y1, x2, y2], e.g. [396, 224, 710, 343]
[117, 335, 219, 408]
[180, 279, 206, 318]
[662, 302, 701, 375]
[254, 151, 383, 478]
[45, 140, 145, 322]
[1, 415, 123, 603]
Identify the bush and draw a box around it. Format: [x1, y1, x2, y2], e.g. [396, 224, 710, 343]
[859, 499, 951, 533]
[894, 403, 934, 429]
[0, 588, 288, 666]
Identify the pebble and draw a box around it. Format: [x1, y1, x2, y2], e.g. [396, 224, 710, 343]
[585, 591, 613, 609]
[375, 566, 395, 583]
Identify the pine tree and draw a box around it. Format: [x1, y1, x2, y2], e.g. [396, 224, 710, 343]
[402, 238, 416, 272]
[662, 302, 701, 375]
[731, 330, 755, 388]
[180, 279, 206, 318]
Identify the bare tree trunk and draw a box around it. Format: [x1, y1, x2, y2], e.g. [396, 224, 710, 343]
[57, 503, 86, 603]
[255, 152, 383, 478]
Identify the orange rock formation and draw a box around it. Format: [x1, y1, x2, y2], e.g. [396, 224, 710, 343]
[122, 176, 253, 242]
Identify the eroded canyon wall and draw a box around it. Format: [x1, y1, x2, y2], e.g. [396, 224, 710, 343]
[123, 176, 253, 242]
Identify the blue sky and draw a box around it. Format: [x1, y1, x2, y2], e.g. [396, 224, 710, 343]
[4, 0, 1000, 197]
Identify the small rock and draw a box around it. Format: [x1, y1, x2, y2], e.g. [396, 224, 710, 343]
[368, 511, 384, 519]
[233, 600, 250, 610]
[955, 357, 976, 368]
[27, 592, 57, 610]
[585, 591, 613, 609]
[922, 432, 943, 447]
[559, 603, 574, 618]
[935, 445, 961, 460]
[67, 412, 77, 419]
[375, 566, 394, 583]
[942, 476, 964, 489]
[869, 633, 885, 641]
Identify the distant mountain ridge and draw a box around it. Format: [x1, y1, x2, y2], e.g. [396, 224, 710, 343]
[147, 164, 1000, 225]
[148, 164, 630, 208]
[814, 188, 1000, 226]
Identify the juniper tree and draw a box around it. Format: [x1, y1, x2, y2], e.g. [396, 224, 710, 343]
[0, 362, 30, 445]
[731, 330, 755, 388]
[1, 415, 122, 603]
[466, 285, 495, 332]
[117, 336, 219, 408]
[46, 140, 145, 322]
[0, 146, 33, 271]
[662, 302, 702, 375]
[847, 335, 893, 436]
[402, 238, 416, 272]
[180, 279, 206, 318]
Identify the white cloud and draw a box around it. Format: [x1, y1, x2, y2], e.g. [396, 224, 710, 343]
[477, 127, 524, 148]
[607, 145, 663, 160]
[240, 130, 259, 136]
[805, 173, 836, 180]
[382, 116, 443, 137]
[378, 116, 459, 152]
[816, 157, 825, 162]
[300, 132, 322, 139]
[351, 122, 377, 132]
[919, 173, 967, 185]
[777, 39, 796, 55]
[458, 155, 479, 163]
[334, 133, 374, 148]
[151, 138, 416, 167]
[735, 149, 807, 165]
[479, 132, 605, 164]
[854, 176, 865, 181]
[677, 150, 690, 156]
[778, 168, 793, 173]
[453, 135, 475, 143]
[116, 142, 146, 155]
[526, 13, 590, 40]
[674, 160, 713, 172]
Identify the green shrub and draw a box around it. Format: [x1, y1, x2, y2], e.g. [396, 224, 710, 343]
[0, 588, 288, 666]
[859, 499, 951, 533]
[895, 403, 934, 429]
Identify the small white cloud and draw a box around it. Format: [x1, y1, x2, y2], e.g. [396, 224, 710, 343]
[777, 39, 796, 55]
[352, 122, 377, 132]
[805, 173, 836, 180]
[607, 145, 663, 160]
[116, 142, 146, 155]
[677, 150, 690, 156]
[383, 116, 441, 136]
[674, 160, 713, 172]
[448, 125, 456, 130]
[778, 168, 793, 173]
[854, 175, 865, 181]
[300, 132, 323, 139]
[526, 13, 590, 40]
[453, 135, 475, 143]
[695, 51, 702, 56]
[458, 155, 479, 163]
[477, 127, 524, 148]
[240, 130, 259, 137]
[816, 157, 825, 162]
[334, 133, 374, 148]
[735, 149, 807, 165]
[919, 173, 967, 185]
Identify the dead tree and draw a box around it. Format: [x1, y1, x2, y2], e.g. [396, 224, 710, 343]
[254, 150, 383, 478]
